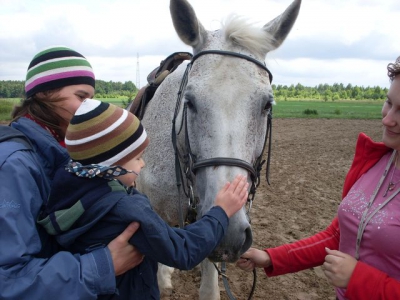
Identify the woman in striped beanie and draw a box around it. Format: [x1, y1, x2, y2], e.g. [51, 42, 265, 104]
[12, 46, 96, 145]
[2, 46, 143, 299]
[38, 98, 249, 299]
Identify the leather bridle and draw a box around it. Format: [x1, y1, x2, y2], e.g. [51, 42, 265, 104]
[172, 49, 273, 226]
[171, 49, 273, 300]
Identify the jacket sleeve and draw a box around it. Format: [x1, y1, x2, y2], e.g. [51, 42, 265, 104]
[345, 260, 400, 299]
[0, 146, 116, 299]
[265, 217, 340, 276]
[118, 195, 229, 270]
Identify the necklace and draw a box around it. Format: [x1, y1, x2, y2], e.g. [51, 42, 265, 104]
[383, 153, 400, 197]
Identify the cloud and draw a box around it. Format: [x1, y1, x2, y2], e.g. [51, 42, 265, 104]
[0, 0, 398, 89]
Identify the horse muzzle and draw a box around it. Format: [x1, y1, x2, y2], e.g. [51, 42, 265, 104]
[208, 224, 252, 262]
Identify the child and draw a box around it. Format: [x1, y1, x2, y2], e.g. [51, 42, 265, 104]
[38, 98, 248, 299]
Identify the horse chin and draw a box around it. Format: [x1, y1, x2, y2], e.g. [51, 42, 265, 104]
[207, 227, 253, 262]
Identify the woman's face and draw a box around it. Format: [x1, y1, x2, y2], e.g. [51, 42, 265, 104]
[53, 84, 95, 133]
[382, 75, 400, 150]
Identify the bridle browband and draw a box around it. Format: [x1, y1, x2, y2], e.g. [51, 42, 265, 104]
[171, 49, 272, 300]
[191, 50, 273, 83]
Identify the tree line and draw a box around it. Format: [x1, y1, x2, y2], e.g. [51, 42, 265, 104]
[0, 80, 388, 101]
[273, 83, 388, 101]
[0, 80, 138, 99]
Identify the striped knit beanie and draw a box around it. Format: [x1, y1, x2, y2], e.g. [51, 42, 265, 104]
[25, 46, 95, 98]
[65, 99, 149, 167]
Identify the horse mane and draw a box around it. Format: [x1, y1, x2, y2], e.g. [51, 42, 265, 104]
[222, 14, 275, 58]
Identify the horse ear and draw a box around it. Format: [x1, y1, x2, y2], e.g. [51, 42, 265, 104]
[170, 0, 207, 49]
[262, 0, 301, 50]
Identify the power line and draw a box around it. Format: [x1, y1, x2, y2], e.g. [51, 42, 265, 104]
[136, 53, 140, 89]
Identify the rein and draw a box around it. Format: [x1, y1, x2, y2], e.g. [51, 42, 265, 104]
[171, 49, 273, 300]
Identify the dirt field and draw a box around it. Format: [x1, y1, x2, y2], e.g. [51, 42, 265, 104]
[166, 118, 383, 300]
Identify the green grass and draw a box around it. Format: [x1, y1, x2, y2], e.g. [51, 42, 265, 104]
[99, 97, 129, 107]
[0, 98, 384, 122]
[0, 98, 129, 122]
[273, 100, 384, 119]
[0, 98, 20, 122]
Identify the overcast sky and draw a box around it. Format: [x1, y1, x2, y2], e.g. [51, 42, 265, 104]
[1, 0, 399, 89]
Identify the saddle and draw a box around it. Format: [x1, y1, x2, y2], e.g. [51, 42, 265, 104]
[129, 52, 193, 119]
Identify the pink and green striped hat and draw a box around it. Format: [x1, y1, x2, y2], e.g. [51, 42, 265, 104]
[25, 46, 95, 97]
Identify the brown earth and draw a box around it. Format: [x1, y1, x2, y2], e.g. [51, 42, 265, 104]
[166, 118, 383, 300]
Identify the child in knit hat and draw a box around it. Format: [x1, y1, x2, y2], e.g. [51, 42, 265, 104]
[38, 98, 249, 299]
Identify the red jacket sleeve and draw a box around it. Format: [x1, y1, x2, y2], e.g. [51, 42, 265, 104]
[346, 261, 400, 299]
[264, 217, 339, 276]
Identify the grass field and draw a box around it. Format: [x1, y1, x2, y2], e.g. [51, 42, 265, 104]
[0, 98, 129, 122]
[98, 97, 129, 107]
[0, 98, 384, 122]
[273, 100, 384, 119]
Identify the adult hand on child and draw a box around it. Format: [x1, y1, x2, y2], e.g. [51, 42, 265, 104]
[322, 247, 357, 288]
[108, 222, 144, 276]
[214, 175, 249, 218]
[236, 248, 272, 271]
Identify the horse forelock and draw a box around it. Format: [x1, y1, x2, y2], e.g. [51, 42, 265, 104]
[222, 14, 275, 58]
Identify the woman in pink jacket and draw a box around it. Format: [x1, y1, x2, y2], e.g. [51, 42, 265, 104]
[237, 56, 400, 299]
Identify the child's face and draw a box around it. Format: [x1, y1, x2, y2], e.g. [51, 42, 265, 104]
[118, 151, 145, 187]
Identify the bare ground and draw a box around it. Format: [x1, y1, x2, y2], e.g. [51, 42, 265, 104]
[165, 118, 383, 300]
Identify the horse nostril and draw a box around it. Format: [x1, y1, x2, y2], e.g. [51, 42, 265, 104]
[240, 227, 253, 254]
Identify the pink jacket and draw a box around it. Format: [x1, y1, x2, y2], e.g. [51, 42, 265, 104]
[265, 132, 398, 299]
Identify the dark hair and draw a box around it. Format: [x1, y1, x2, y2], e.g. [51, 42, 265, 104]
[387, 56, 400, 82]
[11, 89, 67, 140]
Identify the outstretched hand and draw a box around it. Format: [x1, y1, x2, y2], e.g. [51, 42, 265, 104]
[214, 174, 249, 218]
[236, 248, 271, 272]
[322, 247, 357, 288]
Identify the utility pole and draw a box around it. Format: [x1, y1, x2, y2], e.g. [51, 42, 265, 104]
[136, 53, 140, 90]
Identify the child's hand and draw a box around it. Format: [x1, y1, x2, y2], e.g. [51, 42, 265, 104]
[214, 174, 249, 218]
[322, 247, 357, 288]
[236, 248, 271, 271]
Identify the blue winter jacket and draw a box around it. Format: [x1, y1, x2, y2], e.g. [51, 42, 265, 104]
[39, 164, 229, 299]
[0, 118, 117, 299]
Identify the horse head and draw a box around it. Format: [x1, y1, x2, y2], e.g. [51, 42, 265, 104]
[168, 0, 301, 262]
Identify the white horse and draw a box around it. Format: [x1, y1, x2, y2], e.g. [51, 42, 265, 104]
[134, 0, 301, 299]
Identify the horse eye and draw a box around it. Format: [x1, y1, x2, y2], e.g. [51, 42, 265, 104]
[185, 100, 193, 109]
[263, 92, 274, 112]
[184, 95, 197, 112]
[264, 101, 272, 111]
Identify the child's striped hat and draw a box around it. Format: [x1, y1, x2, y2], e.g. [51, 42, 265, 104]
[25, 46, 95, 97]
[65, 99, 149, 166]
